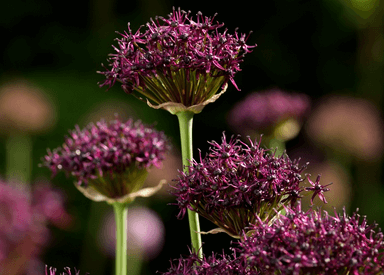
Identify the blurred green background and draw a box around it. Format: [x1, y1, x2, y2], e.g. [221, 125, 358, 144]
[1, 0, 383, 274]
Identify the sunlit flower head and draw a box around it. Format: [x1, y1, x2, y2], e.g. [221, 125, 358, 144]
[42, 116, 171, 204]
[172, 134, 329, 237]
[228, 88, 310, 141]
[238, 204, 384, 274]
[98, 7, 255, 114]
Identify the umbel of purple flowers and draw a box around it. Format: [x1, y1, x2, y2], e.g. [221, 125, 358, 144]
[42, 116, 170, 203]
[162, 250, 245, 275]
[98, 7, 255, 114]
[162, 205, 384, 274]
[239, 204, 384, 275]
[172, 134, 331, 237]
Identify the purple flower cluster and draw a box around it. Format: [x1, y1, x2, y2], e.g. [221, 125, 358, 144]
[45, 266, 89, 275]
[42, 116, 170, 200]
[162, 205, 384, 274]
[0, 180, 71, 274]
[172, 134, 329, 237]
[98, 7, 254, 111]
[162, 250, 248, 275]
[228, 88, 310, 138]
[239, 205, 384, 274]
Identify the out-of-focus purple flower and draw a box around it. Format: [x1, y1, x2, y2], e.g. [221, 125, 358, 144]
[306, 95, 384, 161]
[228, 88, 310, 141]
[0, 180, 71, 275]
[238, 204, 384, 274]
[97, 206, 165, 260]
[42, 116, 171, 203]
[0, 183, 32, 251]
[98, 7, 255, 114]
[32, 182, 73, 229]
[0, 79, 57, 134]
[172, 134, 330, 237]
[45, 265, 89, 275]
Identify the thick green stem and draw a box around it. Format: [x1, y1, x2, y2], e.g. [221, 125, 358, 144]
[113, 202, 128, 275]
[176, 111, 203, 258]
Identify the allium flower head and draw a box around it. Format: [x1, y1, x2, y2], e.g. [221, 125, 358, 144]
[42, 116, 170, 203]
[98, 7, 255, 114]
[239, 204, 384, 275]
[161, 250, 248, 275]
[172, 134, 329, 237]
[228, 88, 310, 141]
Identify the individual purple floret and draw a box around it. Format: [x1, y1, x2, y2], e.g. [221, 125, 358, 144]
[42, 116, 170, 203]
[172, 134, 329, 237]
[238, 204, 384, 275]
[98, 7, 255, 114]
[45, 265, 89, 275]
[228, 88, 310, 141]
[305, 174, 332, 204]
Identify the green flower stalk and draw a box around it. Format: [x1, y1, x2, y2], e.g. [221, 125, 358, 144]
[41, 117, 170, 275]
[98, 7, 255, 257]
[176, 111, 202, 257]
[113, 202, 128, 275]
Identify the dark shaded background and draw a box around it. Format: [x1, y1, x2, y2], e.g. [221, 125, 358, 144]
[1, 0, 384, 274]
